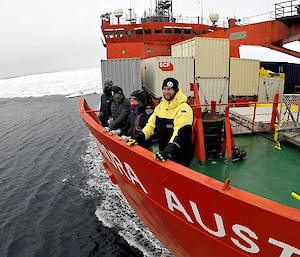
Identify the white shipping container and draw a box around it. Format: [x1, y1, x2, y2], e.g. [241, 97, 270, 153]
[229, 58, 260, 96]
[171, 42, 181, 57]
[143, 56, 194, 98]
[195, 77, 229, 113]
[101, 58, 142, 98]
[258, 77, 285, 102]
[171, 44, 178, 57]
[172, 37, 229, 77]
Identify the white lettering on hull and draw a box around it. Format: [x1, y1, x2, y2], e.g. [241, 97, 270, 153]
[268, 238, 300, 257]
[231, 224, 259, 253]
[190, 201, 226, 237]
[93, 138, 300, 256]
[98, 142, 148, 194]
[165, 188, 193, 223]
[124, 162, 148, 194]
[165, 187, 300, 257]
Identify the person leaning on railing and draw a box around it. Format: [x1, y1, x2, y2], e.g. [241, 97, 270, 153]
[102, 86, 130, 133]
[97, 78, 114, 127]
[108, 89, 153, 151]
[126, 77, 193, 167]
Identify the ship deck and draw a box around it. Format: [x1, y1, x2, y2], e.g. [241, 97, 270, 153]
[153, 133, 300, 210]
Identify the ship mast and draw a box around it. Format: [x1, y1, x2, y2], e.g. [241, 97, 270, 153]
[154, 0, 173, 19]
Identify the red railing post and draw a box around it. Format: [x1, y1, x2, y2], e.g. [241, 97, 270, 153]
[191, 83, 200, 105]
[224, 106, 232, 162]
[252, 102, 257, 132]
[270, 93, 279, 131]
[211, 101, 216, 114]
[191, 83, 206, 164]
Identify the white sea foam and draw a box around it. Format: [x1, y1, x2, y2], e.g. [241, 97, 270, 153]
[81, 135, 173, 257]
[0, 67, 102, 99]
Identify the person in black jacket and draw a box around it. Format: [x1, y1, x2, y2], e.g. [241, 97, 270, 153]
[97, 78, 113, 127]
[109, 89, 153, 150]
[102, 86, 130, 132]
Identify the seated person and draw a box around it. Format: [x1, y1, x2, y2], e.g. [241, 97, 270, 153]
[109, 89, 153, 150]
[97, 78, 113, 127]
[102, 86, 130, 132]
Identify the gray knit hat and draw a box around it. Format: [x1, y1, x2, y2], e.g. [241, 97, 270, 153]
[104, 78, 114, 87]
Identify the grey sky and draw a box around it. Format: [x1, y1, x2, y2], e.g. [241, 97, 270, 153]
[1, 0, 300, 79]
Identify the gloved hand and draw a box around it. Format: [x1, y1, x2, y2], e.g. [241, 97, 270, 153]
[153, 152, 169, 162]
[118, 135, 131, 141]
[97, 112, 104, 121]
[102, 127, 110, 132]
[108, 129, 121, 136]
[108, 118, 113, 125]
[126, 139, 137, 146]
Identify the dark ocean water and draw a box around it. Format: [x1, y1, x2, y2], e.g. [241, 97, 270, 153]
[0, 94, 171, 257]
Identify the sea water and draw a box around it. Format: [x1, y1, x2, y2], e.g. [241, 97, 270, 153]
[0, 68, 172, 256]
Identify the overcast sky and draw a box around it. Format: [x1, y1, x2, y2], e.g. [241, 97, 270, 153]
[1, 0, 300, 79]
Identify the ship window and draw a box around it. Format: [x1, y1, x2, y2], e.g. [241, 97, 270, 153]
[164, 27, 172, 35]
[122, 49, 125, 54]
[116, 29, 124, 38]
[104, 30, 114, 38]
[135, 28, 143, 36]
[174, 27, 182, 35]
[126, 30, 133, 37]
[155, 28, 162, 35]
[147, 49, 151, 53]
[183, 28, 191, 35]
[144, 28, 152, 35]
[193, 29, 200, 36]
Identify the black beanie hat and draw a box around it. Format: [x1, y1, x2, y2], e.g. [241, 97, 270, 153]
[112, 86, 123, 94]
[129, 90, 146, 106]
[162, 77, 179, 93]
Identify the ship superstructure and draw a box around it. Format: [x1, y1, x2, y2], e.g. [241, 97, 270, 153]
[100, 0, 223, 59]
[101, 0, 300, 60]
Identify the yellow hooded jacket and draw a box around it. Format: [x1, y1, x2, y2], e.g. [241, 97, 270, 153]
[142, 89, 193, 166]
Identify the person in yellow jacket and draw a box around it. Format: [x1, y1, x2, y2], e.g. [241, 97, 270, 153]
[127, 77, 193, 166]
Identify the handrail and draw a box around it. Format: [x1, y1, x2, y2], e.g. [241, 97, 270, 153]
[191, 101, 281, 109]
[104, 15, 219, 27]
[275, 0, 300, 19]
[101, 14, 257, 28]
[190, 89, 281, 136]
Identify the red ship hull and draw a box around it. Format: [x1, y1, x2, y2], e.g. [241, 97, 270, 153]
[79, 99, 300, 257]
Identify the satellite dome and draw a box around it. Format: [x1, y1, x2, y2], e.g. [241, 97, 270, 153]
[209, 11, 219, 23]
[114, 8, 123, 18]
